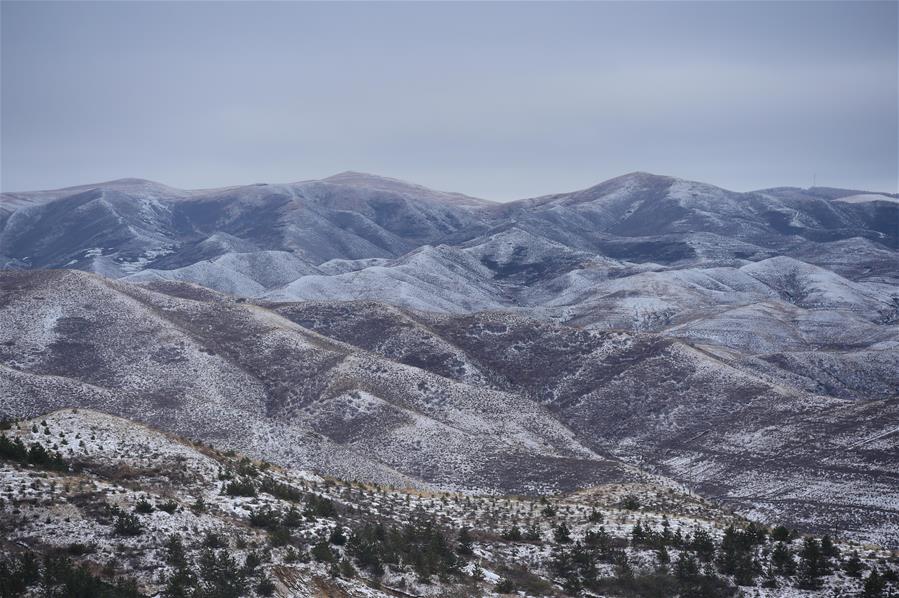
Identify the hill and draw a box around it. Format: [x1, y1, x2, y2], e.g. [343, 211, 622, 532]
[1, 408, 896, 597]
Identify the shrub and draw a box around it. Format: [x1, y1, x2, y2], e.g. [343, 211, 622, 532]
[248, 507, 281, 530]
[256, 577, 276, 597]
[259, 477, 303, 502]
[329, 525, 348, 545]
[158, 500, 179, 514]
[113, 512, 143, 536]
[501, 526, 522, 542]
[311, 541, 336, 563]
[268, 527, 293, 547]
[495, 577, 515, 593]
[224, 478, 256, 497]
[202, 532, 228, 549]
[620, 495, 641, 510]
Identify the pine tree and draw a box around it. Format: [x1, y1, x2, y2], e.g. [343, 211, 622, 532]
[656, 544, 670, 574]
[675, 553, 700, 581]
[863, 568, 886, 598]
[770, 525, 794, 542]
[631, 521, 645, 546]
[771, 541, 796, 576]
[796, 538, 824, 590]
[329, 525, 347, 545]
[690, 529, 716, 562]
[820, 535, 839, 558]
[843, 550, 865, 577]
[457, 527, 474, 555]
[554, 522, 572, 544]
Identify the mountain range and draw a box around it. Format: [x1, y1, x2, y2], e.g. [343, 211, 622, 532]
[1, 171, 897, 551]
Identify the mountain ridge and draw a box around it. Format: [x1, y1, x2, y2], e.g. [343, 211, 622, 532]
[2, 171, 897, 551]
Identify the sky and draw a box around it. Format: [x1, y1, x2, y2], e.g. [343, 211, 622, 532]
[2, 1, 897, 200]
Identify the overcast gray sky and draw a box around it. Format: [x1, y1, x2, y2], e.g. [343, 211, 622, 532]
[2, 1, 897, 200]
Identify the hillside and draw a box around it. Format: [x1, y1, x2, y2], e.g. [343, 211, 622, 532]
[1, 409, 896, 597]
[0, 270, 897, 550]
[1, 171, 897, 557]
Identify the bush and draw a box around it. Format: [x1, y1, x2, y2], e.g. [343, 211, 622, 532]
[158, 500, 179, 514]
[311, 541, 336, 563]
[304, 494, 337, 518]
[620, 495, 641, 510]
[224, 478, 257, 497]
[329, 525, 348, 546]
[268, 527, 293, 548]
[256, 576, 276, 597]
[259, 477, 303, 502]
[202, 532, 228, 549]
[495, 577, 515, 593]
[113, 513, 142, 536]
[249, 507, 282, 530]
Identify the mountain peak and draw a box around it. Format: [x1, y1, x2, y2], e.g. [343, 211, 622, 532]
[321, 171, 490, 205]
[597, 171, 678, 188]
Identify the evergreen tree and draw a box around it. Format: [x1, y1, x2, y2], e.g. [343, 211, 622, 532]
[820, 535, 839, 559]
[656, 545, 670, 574]
[689, 529, 716, 562]
[771, 541, 796, 576]
[329, 525, 347, 546]
[311, 541, 335, 563]
[770, 526, 795, 542]
[554, 522, 572, 544]
[796, 538, 825, 590]
[863, 568, 886, 598]
[631, 521, 646, 546]
[457, 526, 474, 555]
[717, 526, 757, 586]
[196, 548, 246, 598]
[675, 553, 701, 581]
[843, 550, 865, 577]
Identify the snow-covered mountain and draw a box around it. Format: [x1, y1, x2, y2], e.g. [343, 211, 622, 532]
[6, 170, 894, 357]
[1, 269, 897, 549]
[1, 171, 897, 554]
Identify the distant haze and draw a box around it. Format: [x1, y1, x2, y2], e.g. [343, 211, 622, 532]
[2, 1, 897, 200]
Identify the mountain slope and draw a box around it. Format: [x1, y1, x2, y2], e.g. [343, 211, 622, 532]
[1, 270, 897, 546]
[6, 408, 894, 597]
[2, 172, 898, 550]
[269, 302, 899, 545]
[0, 269, 634, 495]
